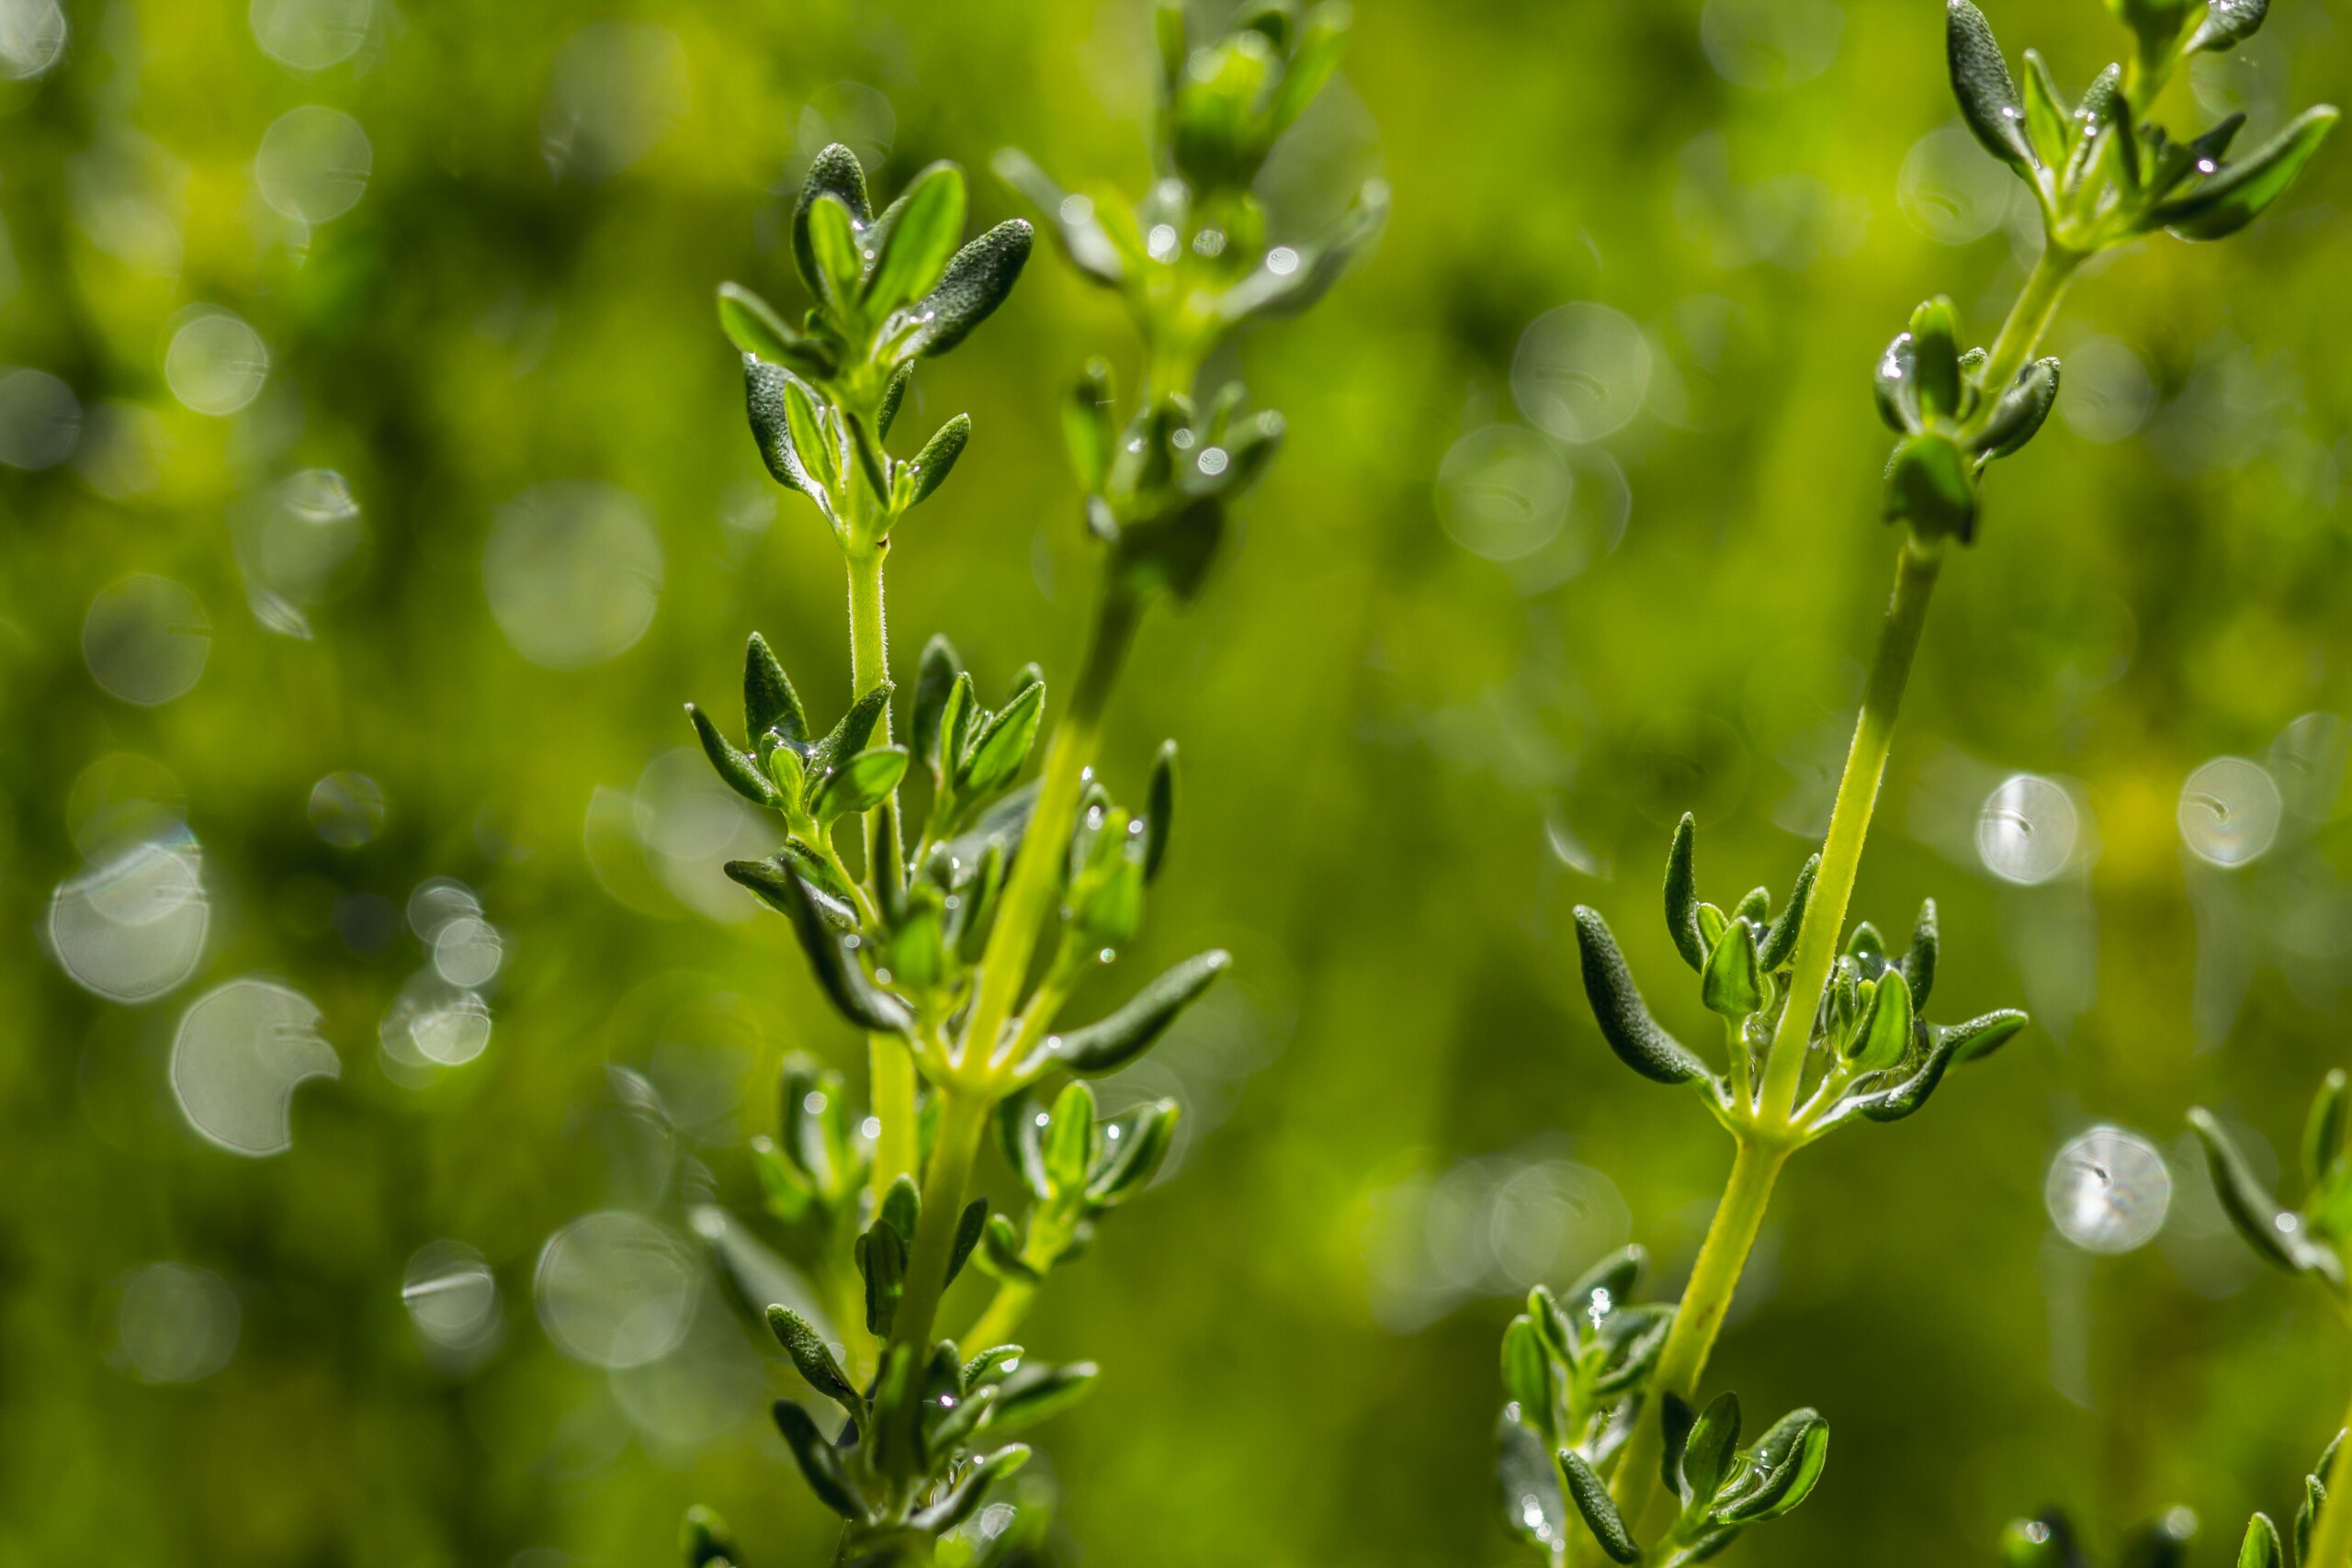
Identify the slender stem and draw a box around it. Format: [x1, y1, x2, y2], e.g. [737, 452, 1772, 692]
[885, 1087, 991, 1358]
[846, 540, 891, 706]
[956, 584, 1142, 1079]
[1608, 1141, 1789, 1534]
[1756, 539, 1943, 1130]
[1980, 245, 2082, 395]
[870, 1033, 918, 1197]
[2310, 1374, 2352, 1568]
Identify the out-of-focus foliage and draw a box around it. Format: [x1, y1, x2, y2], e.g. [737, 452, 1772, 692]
[3, 1, 2350, 1565]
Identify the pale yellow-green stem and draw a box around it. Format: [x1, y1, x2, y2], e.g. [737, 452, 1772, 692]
[1607, 1140, 1788, 1534]
[884, 1086, 992, 1359]
[1980, 246, 2082, 396]
[2310, 1371, 2352, 1568]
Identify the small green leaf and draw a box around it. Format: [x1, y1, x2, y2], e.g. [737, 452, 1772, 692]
[2020, 50, 2071, 170]
[1087, 1100, 1180, 1204]
[744, 361, 831, 513]
[1901, 897, 1939, 1008]
[978, 1213, 1041, 1283]
[1947, 0, 2035, 170]
[1908, 297, 1962, 420]
[2159, 106, 2340, 242]
[2238, 1512, 2283, 1568]
[766, 1304, 858, 1410]
[724, 860, 911, 1033]
[744, 632, 808, 746]
[855, 1219, 908, 1336]
[718, 283, 820, 373]
[864, 161, 967, 316]
[2305, 1068, 2351, 1191]
[1049, 951, 1232, 1076]
[1944, 1008, 2029, 1064]
[906, 413, 970, 507]
[2190, 1108, 2342, 1281]
[1883, 431, 1977, 543]
[1702, 918, 1763, 1018]
[1664, 813, 1705, 971]
[812, 682, 895, 781]
[804, 193, 865, 313]
[958, 678, 1046, 797]
[1062, 358, 1119, 491]
[1850, 971, 1914, 1071]
[910, 1444, 1030, 1534]
[1758, 854, 1817, 972]
[945, 1197, 989, 1286]
[1975, 357, 2062, 460]
[1575, 908, 1711, 1086]
[879, 1173, 920, 1243]
[1591, 1304, 1673, 1396]
[1044, 1080, 1097, 1195]
[1559, 1449, 1641, 1564]
[1143, 739, 1178, 883]
[687, 703, 777, 807]
[2189, 0, 2269, 52]
[1500, 1316, 1555, 1438]
[811, 746, 910, 824]
[794, 143, 871, 298]
[682, 1504, 737, 1568]
[1876, 331, 1922, 434]
[992, 147, 1128, 287]
[911, 635, 964, 776]
[989, 1360, 1096, 1433]
[899, 220, 1035, 358]
[781, 376, 840, 498]
[771, 1399, 865, 1519]
[1680, 1393, 1742, 1505]
[877, 361, 915, 438]
[1715, 1408, 1830, 1523]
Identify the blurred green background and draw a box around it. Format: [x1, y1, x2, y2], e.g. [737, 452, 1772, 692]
[5, 0, 2350, 1563]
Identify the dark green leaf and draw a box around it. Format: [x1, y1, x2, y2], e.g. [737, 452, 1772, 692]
[910, 1445, 1030, 1534]
[1947, 0, 2035, 169]
[794, 143, 871, 297]
[718, 283, 828, 377]
[744, 632, 808, 746]
[723, 860, 912, 1032]
[1876, 330, 1921, 434]
[879, 1173, 920, 1243]
[766, 1304, 858, 1410]
[855, 1219, 908, 1336]
[1559, 1449, 1641, 1564]
[804, 193, 865, 312]
[1680, 1393, 1742, 1505]
[1044, 1080, 1096, 1195]
[945, 1197, 989, 1286]
[911, 635, 964, 776]
[1664, 813, 1704, 971]
[2160, 107, 2340, 241]
[682, 1504, 737, 1568]
[900, 220, 1034, 358]
[2305, 1068, 2350, 1191]
[1975, 357, 2062, 460]
[1850, 974, 1914, 1072]
[2190, 1108, 2342, 1280]
[813, 683, 895, 780]
[1087, 1100, 1180, 1204]
[2189, 0, 2269, 52]
[1591, 1304, 1673, 1395]
[771, 1400, 865, 1519]
[864, 162, 967, 316]
[744, 360, 832, 513]
[1945, 1008, 2029, 1064]
[1908, 296, 1962, 420]
[1142, 740, 1178, 884]
[1759, 854, 1817, 972]
[905, 413, 970, 507]
[989, 1360, 1096, 1433]
[1714, 1408, 1829, 1523]
[1660, 1393, 1698, 1498]
[1574, 908, 1710, 1086]
[1901, 897, 1939, 1008]
[1883, 431, 1977, 543]
[2021, 51, 2071, 170]
[1498, 1417, 1570, 1557]
[1049, 950, 1232, 1075]
[978, 1213, 1041, 1283]
[687, 703, 777, 807]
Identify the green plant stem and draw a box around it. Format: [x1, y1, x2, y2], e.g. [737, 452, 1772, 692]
[1756, 537, 1943, 1129]
[2311, 1374, 2352, 1568]
[845, 538, 921, 1207]
[885, 1086, 991, 1359]
[965, 1276, 1037, 1349]
[956, 583, 1142, 1080]
[1980, 245, 2082, 394]
[1608, 1140, 1788, 1535]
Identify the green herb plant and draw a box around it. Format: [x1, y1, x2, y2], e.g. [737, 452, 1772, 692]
[2191, 1071, 2352, 1568]
[1498, 3, 2336, 1563]
[676, 5, 1380, 1564]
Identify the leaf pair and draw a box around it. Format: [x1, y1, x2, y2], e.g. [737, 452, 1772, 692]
[2189, 1069, 2351, 1293]
[912, 636, 1047, 836]
[1555, 1392, 1828, 1565]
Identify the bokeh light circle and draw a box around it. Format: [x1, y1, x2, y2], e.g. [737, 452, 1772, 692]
[1977, 773, 2076, 885]
[2179, 756, 2281, 868]
[1436, 425, 1572, 562]
[534, 1211, 697, 1369]
[256, 106, 373, 224]
[1511, 303, 1652, 444]
[171, 978, 340, 1156]
[164, 309, 270, 416]
[2047, 1126, 2172, 1254]
[83, 574, 210, 706]
[484, 482, 664, 670]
